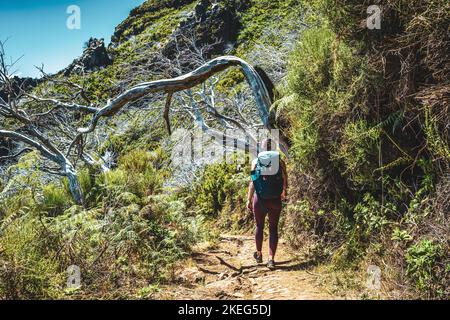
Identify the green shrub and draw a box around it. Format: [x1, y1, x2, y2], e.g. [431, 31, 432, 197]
[188, 157, 250, 232]
[277, 24, 368, 173]
[118, 148, 167, 197]
[97, 168, 129, 198]
[0, 215, 64, 299]
[406, 239, 445, 295]
[391, 228, 413, 243]
[92, 148, 168, 207]
[40, 184, 73, 216]
[193, 160, 247, 216]
[194, 162, 231, 216]
[287, 26, 335, 99]
[331, 120, 380, 187]
[353, 194, 392, 239]
[119, 149, 156, 174]
[0, 187, 200, 299]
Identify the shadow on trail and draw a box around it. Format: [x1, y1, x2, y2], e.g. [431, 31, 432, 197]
[274, 259, 317, 271]
[239, 259, 317, 272]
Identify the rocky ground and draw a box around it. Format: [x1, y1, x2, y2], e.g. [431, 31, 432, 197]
[156, 234, 341, 300]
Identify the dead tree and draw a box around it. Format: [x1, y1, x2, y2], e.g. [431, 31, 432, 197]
[75, 54, 288, 154]
[0, 41, 98, 205]
[150, 34, 262, 150]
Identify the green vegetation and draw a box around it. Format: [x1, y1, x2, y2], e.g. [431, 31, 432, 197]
[0, 144, 198, 299]
[406, 239, 445, 295]
[276, 0, 449, 299]
[190, 159, 250, 231]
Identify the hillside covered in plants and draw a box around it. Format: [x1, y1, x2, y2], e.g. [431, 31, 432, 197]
[0, 0, 448, 299]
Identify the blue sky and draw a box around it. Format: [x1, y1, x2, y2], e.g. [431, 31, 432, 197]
[0, 0, 145, 77]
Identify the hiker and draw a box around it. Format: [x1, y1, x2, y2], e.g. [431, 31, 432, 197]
[246, 138, 287, 269]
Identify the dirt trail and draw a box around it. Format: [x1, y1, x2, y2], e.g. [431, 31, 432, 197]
[157, 234, 336, 300]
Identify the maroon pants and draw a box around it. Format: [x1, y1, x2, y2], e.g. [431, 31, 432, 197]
[252, 194, 282, 257]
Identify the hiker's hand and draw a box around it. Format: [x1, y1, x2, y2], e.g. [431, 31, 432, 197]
[281, 190, 287, 202]
[246, 199, 253, 213]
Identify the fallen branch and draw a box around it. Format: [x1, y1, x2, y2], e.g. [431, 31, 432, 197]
[216, 256, 241, 272]
[197, 266, 222, 275]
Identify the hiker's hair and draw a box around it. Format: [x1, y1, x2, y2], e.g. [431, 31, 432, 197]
[261, 138, 273, 151]
[253, 65, 275, 103]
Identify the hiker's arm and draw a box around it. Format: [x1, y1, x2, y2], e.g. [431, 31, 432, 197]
[246, 180, 255, 212]
[247, 180, 255, 203]
[246, 162, 256, 211]
[281, 159, 287, 200]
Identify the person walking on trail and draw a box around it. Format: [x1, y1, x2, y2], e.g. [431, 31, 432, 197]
[246, 138, 287, 270]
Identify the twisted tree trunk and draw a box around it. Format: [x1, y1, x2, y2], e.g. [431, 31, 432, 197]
[77, 55, 289, 155]
[0, 130, 84, 205]
[62, 160, 84, 205]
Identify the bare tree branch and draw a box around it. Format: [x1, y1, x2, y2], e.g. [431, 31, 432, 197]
[26, 94, 98, 114]
[0, 41, 85, 204]
[0, 130, 58, 162]
[164, 92, 173, 135]
[0, 147, 32, 161]
[77, 56, 272, 135]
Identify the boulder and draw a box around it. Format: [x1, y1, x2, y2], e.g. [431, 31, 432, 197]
[63, 38, 112, 76]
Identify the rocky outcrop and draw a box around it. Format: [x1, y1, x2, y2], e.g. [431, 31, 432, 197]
[110, 0, 250, 77]
[162, 0, 248, 59]
[109, 0, 244, 55]
[63, 38, 112, 76]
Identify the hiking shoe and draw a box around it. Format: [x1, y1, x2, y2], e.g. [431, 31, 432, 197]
[267, 259, 275, 270]
[253, 252, 263, 264]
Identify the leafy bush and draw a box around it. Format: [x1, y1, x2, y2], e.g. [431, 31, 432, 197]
[118, 149, 168, 197]
[391, 228, 412, 243]
[0, 180, 199, 299]
[40, 184, 73, 216]
[0, 143, 201, 299]
[93, 148, 169, 208]
[406, 240, 445, 296]
[190, 158, 250, 231]
[0, 215, 64, 299]
[278, 24, 369, 177]
[331, 120, 380, 187]
[353, 194, 391, 239]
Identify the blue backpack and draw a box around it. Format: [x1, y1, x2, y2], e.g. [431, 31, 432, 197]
[251, 151, 283, 199]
